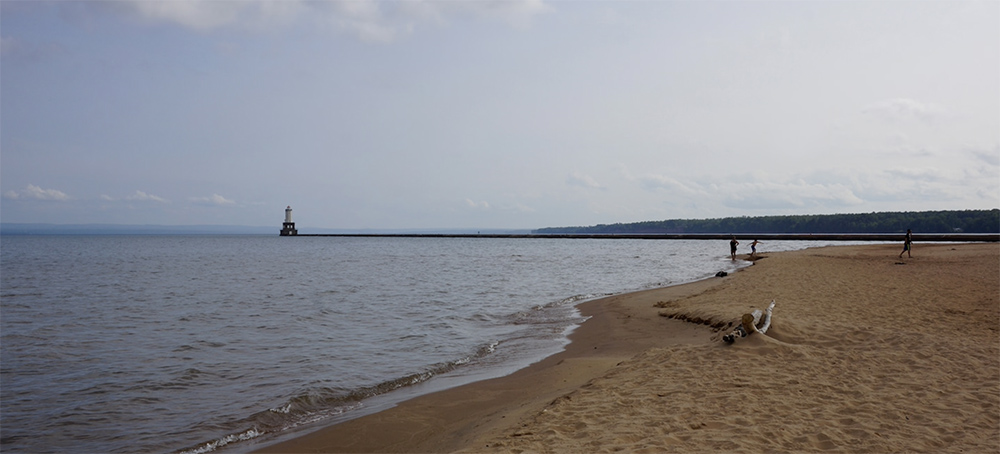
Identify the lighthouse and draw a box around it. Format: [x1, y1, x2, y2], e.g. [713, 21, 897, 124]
[280, 206, 298, 236]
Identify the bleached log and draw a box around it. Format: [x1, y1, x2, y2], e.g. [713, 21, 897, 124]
[723, 300, 775, 343]
[757, 300, 775, 334]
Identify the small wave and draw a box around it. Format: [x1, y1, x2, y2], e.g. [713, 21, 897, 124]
[505, 294, 594, 327]
[481, 340, 499, 355]
[179, 428, 262, 454]
[556, 293, 610, 305]
[175, 340, 503, 453]
[269, 403, 291, 414]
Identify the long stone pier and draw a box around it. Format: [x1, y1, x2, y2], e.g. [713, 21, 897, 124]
[288, 233, 999, 242]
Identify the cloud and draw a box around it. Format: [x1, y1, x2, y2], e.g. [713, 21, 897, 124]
[618, 160, 993, 217]
[968, 145, 1000, 167]
[638, 174, 702, 194]
[120, 0, 279, 31]
[456, 0, 554, 28]
[617, 165, 702, 195]
[3, 184, 70, 201]
[125, 190, 169, 203]
[723, 180, 865, 211]
[566, 172, 605, 190]
[509, 202, 536, 213]
[883, 167, 952, 183]
[862, 98, 950, 122]
[626, 168, 871, 212]
[464, 198, 490, 209]
[113, 0, 552, 41]
[190, 193, 236, 206]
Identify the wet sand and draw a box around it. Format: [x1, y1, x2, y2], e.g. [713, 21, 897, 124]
[256, 243, 999, 453]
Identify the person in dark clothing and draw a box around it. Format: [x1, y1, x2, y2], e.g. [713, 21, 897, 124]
[899, 229, 913, 258]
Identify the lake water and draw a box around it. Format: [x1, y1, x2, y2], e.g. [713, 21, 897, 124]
[1, 235, 850, 453]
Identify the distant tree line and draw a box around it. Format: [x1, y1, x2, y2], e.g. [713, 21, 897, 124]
[533, 209, 1000, 235]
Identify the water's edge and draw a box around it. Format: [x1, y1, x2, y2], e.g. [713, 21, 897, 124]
[234, 260, 756, 454]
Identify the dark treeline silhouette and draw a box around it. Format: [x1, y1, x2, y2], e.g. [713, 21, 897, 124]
[533, 209, 1000, 235]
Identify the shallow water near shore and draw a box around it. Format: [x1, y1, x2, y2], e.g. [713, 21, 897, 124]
[1, 235, 863, 453]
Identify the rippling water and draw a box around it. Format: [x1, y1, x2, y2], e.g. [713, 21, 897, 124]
[1, 235, 845, 453]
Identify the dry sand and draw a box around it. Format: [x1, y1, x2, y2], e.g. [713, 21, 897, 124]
[256, 243, 999, 453]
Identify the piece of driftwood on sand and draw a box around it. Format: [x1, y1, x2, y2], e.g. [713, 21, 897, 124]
[722, 300, 775, 343]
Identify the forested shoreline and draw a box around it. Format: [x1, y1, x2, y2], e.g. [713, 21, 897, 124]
[534, 210, 999, 234]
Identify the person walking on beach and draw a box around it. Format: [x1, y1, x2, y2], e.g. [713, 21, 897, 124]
[899, 229, 913, 258]
[750, 239, 762, 258]
[730, 236, 739, 260]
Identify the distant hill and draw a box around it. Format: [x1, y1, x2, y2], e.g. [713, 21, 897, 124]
[533, 209, 1000, 235]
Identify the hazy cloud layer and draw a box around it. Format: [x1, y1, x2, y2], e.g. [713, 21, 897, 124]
[567, 172, 605, 190]
[862, 98, 951, 123]
[113, 0, 552, 41]
[3, 184, 69, 201]
[190, 194, 236, 206]
[125, 190, 169, 203]
[1, 1, 996, 229]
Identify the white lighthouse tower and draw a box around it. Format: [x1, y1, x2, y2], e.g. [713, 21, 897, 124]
[280, 206, 298, 236]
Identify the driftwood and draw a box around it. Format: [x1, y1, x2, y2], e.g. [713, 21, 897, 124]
[722, 300, 775, 344]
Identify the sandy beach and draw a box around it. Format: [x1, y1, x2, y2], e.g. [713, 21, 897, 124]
[256, 242, 999, 453]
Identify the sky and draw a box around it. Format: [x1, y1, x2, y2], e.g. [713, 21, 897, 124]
[2, 0, 998, 231]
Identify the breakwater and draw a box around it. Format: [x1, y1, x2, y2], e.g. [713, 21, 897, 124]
[289, 233, 999, 242]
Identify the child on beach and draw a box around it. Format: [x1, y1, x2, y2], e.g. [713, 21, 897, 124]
[750, 239, 762, 258]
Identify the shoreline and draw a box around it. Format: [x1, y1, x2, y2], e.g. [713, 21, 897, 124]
[254, 243, 999, 453]
[251, 261, 735, 453]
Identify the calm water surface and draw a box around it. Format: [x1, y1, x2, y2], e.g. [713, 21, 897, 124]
[2, 235, 841, 453]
